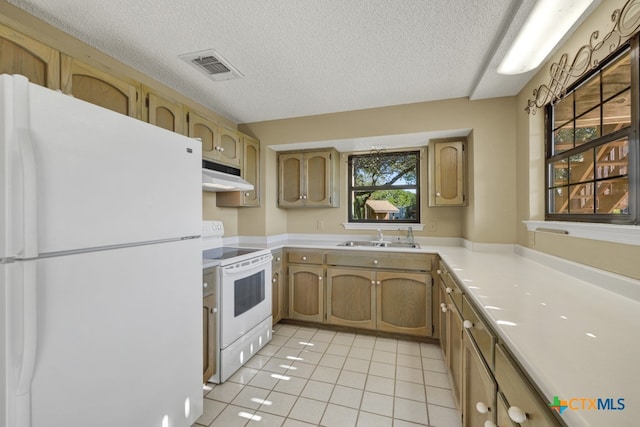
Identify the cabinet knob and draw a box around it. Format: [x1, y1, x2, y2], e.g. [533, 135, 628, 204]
[245, 192, 250, 196]
[212, 307, 218, 313]
[302, 256, 307, 261]
[303, 195, 307, 199]
[476, 401, 489, 414]
[276, 257, 281, 261]
[377, 281, 381, 285]
[508, 406, 527, 423]
[463, 320, 474, 329]
[299, 195, 303, 199]
[440, 303, 446, 308]
[373, 260, 378, 265]
[436, 269, 442, 275]
[441, 306, 448, 313]
[445, 287, 452, 294]
[483, 422, 496, 427]
[318, 276, 322, 281]
[436, 192, 441, 196]
[272, 278, 277, 283]
[203, 282, 208, 288]
[371, 280, 376, 284]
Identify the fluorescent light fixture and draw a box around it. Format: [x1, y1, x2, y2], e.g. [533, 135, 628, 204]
[498, 0, 596, 75]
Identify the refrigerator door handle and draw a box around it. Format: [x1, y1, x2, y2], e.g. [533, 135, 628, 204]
[13, 76, 39, 259]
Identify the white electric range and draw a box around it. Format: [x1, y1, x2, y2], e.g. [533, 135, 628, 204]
[202, 220, 273, 383]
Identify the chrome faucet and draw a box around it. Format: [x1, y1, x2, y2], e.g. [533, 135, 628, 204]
[406, 226, 414, 244]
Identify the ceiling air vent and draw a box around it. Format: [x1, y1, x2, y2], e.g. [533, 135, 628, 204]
[179, 49, 243, 81]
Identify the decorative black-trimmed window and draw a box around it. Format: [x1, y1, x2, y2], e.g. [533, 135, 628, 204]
[545, 40, 638, 224]
[348, 150, 420, 223]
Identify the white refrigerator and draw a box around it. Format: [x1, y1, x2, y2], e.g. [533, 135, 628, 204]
[0, 74, 203, 427]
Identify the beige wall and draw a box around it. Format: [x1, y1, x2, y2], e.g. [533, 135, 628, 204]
[241, 96, 517, 243]
[515, 0, 640, 279]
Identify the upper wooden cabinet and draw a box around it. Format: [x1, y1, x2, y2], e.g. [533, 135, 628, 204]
[278, 148, 339, 208]
[428, 137, 467, 206]
[144, 88, 184, 134]
[217, 127, 242, 167]
[60, 55, 141, 118]
[187, 109, 220, 162]
[0, 24, 59, 89]
[217, 133, 261, 207]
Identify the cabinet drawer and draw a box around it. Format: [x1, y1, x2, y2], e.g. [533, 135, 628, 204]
[326, 250, 432, 271]
[287, 249, 324, 264]
[462, 295, 496, 370]
[495, 344, 562, 427]
[272, 249, 283, 266]
[439, 268, 463, 311]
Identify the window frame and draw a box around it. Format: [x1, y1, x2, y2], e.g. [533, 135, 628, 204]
[544, 37, 639, 225]
[347, 150, 421, 224]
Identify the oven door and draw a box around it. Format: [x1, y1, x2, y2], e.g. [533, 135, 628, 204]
[219, 253, 272, 349]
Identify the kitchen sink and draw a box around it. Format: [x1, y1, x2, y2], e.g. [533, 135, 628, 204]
[338, 240, 421, 249]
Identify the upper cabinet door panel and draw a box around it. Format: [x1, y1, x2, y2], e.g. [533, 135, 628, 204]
[187, 110, 219, 162]
[0, 24, 60, 89]
[218, 127, 241, 167]
[279, 153, 304, 206]
[60, 55, 140, 118]
[146, 89, 184, 134]
[429, 138, 467, 206]
[305, 152, 329, 205]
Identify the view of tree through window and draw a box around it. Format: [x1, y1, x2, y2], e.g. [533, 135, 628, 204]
[348, 151, 420, 223]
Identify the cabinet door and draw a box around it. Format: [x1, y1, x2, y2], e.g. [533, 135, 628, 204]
[202, 293, 216, 383]
[187, 110, 220, 162]
[145, 89, 184, 134]
[438, 284, 449, 361]
[304, 151, 331, 206]
[376, 271, 432, 336]
[289, 265, 324, 323]
[327, 268, 376, 329]
[242, 135, 260, 205]
[495, 344, 562, 426]
[60, 55, 140, 118]
[429, 139, 466, 206]
[217, 127, 241, 167]
[279, 153, 304, 207]
[463, 331, 496, 427]
[496, 392, 519, 427]
[0, 24, 60, 89]
[449, 302, 463, 409]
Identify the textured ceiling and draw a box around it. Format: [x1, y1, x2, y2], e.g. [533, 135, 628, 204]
[8, 0, 593, 125]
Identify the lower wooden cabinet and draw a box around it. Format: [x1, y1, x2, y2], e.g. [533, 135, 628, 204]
[326, 268, 376, 329]
[377, 271, 432, 336]
[495, 344, 562, 427]
[463, 330, 496, 427]
[202, 273, 217, 384]
[272, 249, 285, 324]
[288, 265, 324, 322]
[448, 298, 464, 408]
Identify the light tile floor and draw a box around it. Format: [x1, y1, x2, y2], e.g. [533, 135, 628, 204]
[194, 324, 461, 427]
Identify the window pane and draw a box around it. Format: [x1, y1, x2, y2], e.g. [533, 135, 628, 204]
[352, 153, 417, 187]
[575, 107, 600, 146]
[575, 77, 600, 117]
[553, 94, 573, 129]
[596, 177, 629, 214]
[596, 138, 629, 179]
[602, 51, 630, 101]
[603, 89, 631, 131]
[568, 149, 594, 184]
[352, 190, 417, 221]
[553, 121, 574, 154]
[549, 187, 569, 213]
[550, 159, 569, 186]
[569, 182, 594, 213]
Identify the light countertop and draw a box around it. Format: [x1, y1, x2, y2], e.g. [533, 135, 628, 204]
[228, 234, 639, 426]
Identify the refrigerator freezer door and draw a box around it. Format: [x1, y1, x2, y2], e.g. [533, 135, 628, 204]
[1, 75, 201, 258]
[25, 239, 202, 427]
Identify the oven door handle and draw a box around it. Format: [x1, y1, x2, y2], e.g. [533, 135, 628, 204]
[221, 254, 273, 276]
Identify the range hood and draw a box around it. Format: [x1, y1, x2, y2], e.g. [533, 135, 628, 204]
[202, 160, 253, 192]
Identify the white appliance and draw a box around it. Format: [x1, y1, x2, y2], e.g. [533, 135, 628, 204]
[0, 75, 203, 427]
[202, 221, 272, 383]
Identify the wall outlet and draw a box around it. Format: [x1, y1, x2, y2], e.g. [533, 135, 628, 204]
[428, 221, 437, 232]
